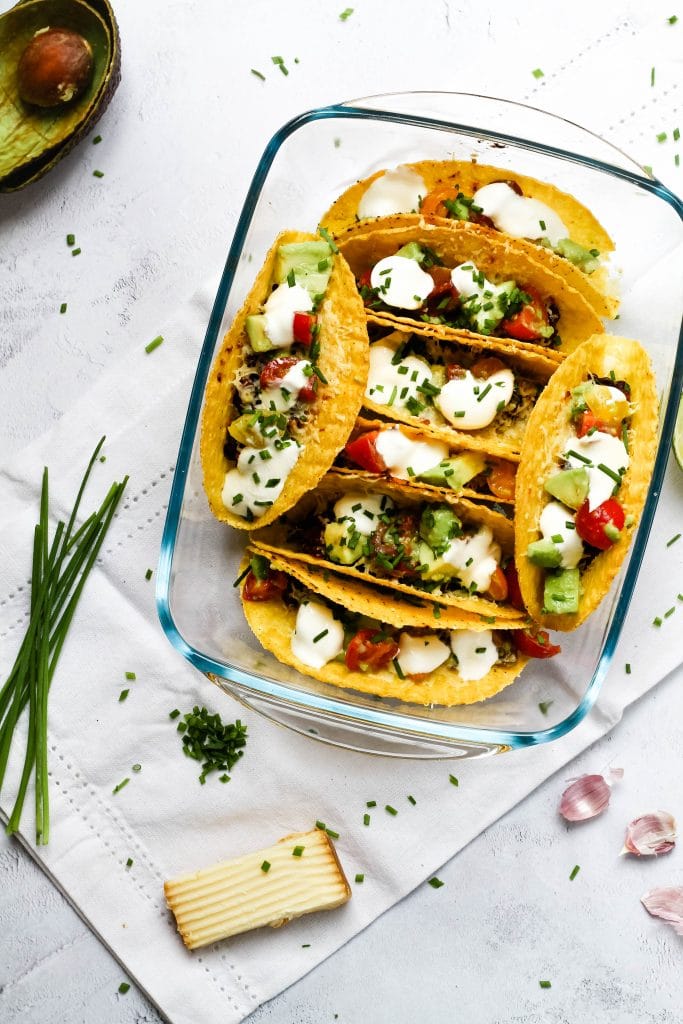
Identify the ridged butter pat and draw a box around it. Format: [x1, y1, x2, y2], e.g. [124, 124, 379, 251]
[164, 828, 351, 949]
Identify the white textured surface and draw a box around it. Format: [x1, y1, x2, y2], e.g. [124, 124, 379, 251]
[1, 0, 682, 1021]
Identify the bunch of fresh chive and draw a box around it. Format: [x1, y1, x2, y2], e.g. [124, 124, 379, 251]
[0, 438, 127, 844]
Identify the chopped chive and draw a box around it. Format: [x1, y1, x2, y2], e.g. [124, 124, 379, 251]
[532, 68, 544, 79]
[71, 247, 81, 257]
[664, 606, 675, 618]
[476, 382, 492, 404]
[354, 872, 364, 883]
[145, 335, 164, 354]
[676, 155, 681, 167]
[653, 616, 663, 627]
[565, 448, 591, 465]
[125, 671, 136, 681]
[678, 594, 683, 602]
[312, 365, 328, 384]
[312, 628, 329, 643]
[232, 566, 250, 588]
[59, 302, 67, 314]
[271, 55, 289, 75]
[302, 943, 311, 948]
[169, 709, 181, 720]
[145, 568, 153, 580]
[668, 14, 678, 23]
[292, 845, 304, 857]
[538, 700, 553, 715]
[675, 129, 682, 142]
[318, 226, 339, 253]
[569, 864, 580, 881]
[366, 800, 376, 808]
[93, 169, 104, 178]
[428, 877, 444, 888]
[219, 774, 230, 783]
[407, 795, 416, 805]
[326, 827, 340, 839]
[261, 860, 271, 872]
[392, 658, 405, 680]
[666, 533, 681, 547]
[539, 980, 552, 989]
[651, 66, 656, 86]
[113, 777, 130, 794]
[597, 462, 622, 486]
[251, 68, 265, 80]
[118, 982, 130, 995]
[625, 663, 631, 674]
[385, 804, 398, 816]
[92, 134, 102, 144]
[315, 819, 326, 830]
[339, 7, 354, 19]
[66, 233, 75, 246]
[657, 131, 668, 143]
[125, 857, 133, 868]
[118, 689, 129, 702]
[131, 763, 142, 773]
[363, 813, 370, 826]
[449, 774, 459, 787]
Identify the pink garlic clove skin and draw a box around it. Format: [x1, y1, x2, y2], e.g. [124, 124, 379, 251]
[622, 812, 677, 856]
[641, 887, 683, 936]
[559, 774, 612, 822]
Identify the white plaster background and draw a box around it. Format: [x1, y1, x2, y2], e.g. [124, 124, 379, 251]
[1, 0, 682, 1021]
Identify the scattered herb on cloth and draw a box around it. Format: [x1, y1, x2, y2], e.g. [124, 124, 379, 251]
[173, 706, 247, 783]
[0, 438, 127, 844]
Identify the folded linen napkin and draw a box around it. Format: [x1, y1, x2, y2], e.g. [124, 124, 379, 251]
[1, 262, 682, 1024]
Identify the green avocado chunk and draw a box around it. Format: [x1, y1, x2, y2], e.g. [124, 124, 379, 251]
[543, 567, 580, 614]
[419, 504, 461, 555]
[418, 452, 486, 492]
[554, 238, 600, 275]
[323, 521, 362, 566]
[526, 537, 563, 569]
[274, 241, 333, 300]
[245, 314, 274, 353]
[544, 468, 589, 510]
[396, 241, 426, 263]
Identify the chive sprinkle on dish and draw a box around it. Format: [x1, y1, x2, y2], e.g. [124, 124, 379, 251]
[428, 877, 444, 888]
[250, 69, 265, 81]
[449, 774, 459, 787]
[59, 303, 67, 314]
[66, 233, 75, 246]
[339, 7, 354, 19]
[539, 980, 552, 989]
[261, 860, 271, 873]
[666, 533, 681, 547]
[538, 700, 553, 715]
[118, 689, 129, 702]
[292, 845, 304, 857]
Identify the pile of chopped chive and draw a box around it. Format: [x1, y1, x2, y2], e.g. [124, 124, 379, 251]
[0, 438, 127, 844]
[174, 706, 247, 784]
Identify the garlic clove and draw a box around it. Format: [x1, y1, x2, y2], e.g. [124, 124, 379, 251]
[559, 773, 617, 822]
[641, 887, 683, 936]
[622, 811, 676, 856]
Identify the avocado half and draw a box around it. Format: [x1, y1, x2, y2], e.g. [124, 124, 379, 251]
[0, 0, 121, 192]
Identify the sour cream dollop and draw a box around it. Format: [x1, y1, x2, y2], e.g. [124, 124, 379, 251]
[472, 182, 568, 247]
[375, 428, 448, 479]
[357, 166, 426, 219]
[435, 367, 514, 429]
[263, 283, 313, 348]
[539, 500, 584, 568]
[256, 360, 313, 413]
[366, 344, 433, 412]
[291, 601, 344, 669]
[396, 632, 450, 676]
[222, 438, 300, 519]
[563, 430, 629, 511]
[370, 255, 434, 310]
[450, 629, 498, 681]
[333, 492, 393, 537]
[440, 525, 501, 593]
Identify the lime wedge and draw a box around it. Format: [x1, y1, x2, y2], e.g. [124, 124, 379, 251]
[673, 392, 683, 471]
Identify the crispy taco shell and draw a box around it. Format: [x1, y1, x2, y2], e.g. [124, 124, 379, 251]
[321, 160, 617, 318]
[362, 326, 557, 460]
[252, 473, 524, 620]
[200, 230, 369, 530]
[338, 222, 604, 355]
[240, 556, 528, 707]
[514, 334, 658, 631]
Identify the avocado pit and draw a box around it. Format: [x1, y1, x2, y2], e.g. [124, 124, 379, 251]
[18, 26, 93, 107]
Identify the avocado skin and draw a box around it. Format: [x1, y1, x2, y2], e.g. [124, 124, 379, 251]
[0, 0, 121, 192]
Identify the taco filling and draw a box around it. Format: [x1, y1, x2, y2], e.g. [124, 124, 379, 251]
[220, 240, 335, 521]
[525, 375, 632, 616]
[358, 241, 560, 345]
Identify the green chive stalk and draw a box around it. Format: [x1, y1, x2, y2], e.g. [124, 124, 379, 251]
[0, 438, 127, 844]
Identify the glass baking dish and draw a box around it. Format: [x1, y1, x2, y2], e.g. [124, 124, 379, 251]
[157, 92, 683, 759]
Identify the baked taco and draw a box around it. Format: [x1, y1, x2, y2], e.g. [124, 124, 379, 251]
[321, 160, 617, 318]
[336, 416, 518, 510]
[200, 230, 369, 529]
[251, 473, 524, 620]
[337, 223, 604, 355]
[358, 325, 557, 460]
[239, 551, 531, 707]
[514, 334, 658, 631]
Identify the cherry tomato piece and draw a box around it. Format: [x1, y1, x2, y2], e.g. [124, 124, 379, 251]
[501, 287, 551, 342]
[345, 629, 399, 672]
[575, 411, 615, 438]
[503, 563, 525, 611]
[358, 269, 373, 290]
[446, 362, 467, 381]
[292, 311, 317, 346]
[486, 566, 509, 602]
[487, 460, 517, 501]
[575, 497, 625, 550]
[344, 431, 386, 474]
[259, 357, 316, 402]
[242, 569, 288, 602]
[514, 628, 561, 659]
[419, 185, 461, 218]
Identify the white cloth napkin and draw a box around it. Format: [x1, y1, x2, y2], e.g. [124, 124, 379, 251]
[1, 259, 682, 1023]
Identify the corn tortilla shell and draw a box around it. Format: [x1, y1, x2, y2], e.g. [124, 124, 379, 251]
[241, 558, 529, 707]
[321, 160, 617, 318]
[338, 222, 604, 355]
[200, 230, 369, 529]
[514, 334, 658, 631]
[252, 472, 524, 620]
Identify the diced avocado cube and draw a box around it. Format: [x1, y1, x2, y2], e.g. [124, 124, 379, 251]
[323, 521, 362, 565]
[274, 241, 333, 300]
[544, 468, 589, 510]
[245, 314, 274, 352]
[554, 238, 600, 275]
[419, 504, 461, 555]
[228, 413, 264, 448]
[526, 537, 563, 569]
[396, 241, 426, 263]
[419, 452, 487, 492]
[430, 365, 446, 389]
[543, 567, 580, 615]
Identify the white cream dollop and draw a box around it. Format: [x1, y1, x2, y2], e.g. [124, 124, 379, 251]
[256, 360, 313, 413]
[291, 601, 344, 669]
[365, 344, 433, 412]
[539, 501, 584, 568]
[563, 430, 629, 511]
[472, 182, 568, 247]
[374, 428, 448, 479]
[222, 438, 300, 519]
[440, 525, 501, 593]
[357, 166, 426, 219]
[263, 283, 313, 348]
[396, 632, 450, 676]
[370, 255, 433, 310]
[434, 367, 514, 429]
[450, 629, 498, 681]
[332, 492, 393, 536]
